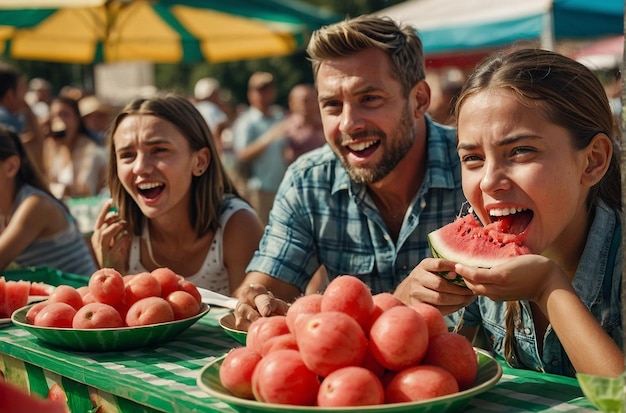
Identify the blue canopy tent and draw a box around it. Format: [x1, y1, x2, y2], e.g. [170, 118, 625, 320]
[376, 0, 624, 68]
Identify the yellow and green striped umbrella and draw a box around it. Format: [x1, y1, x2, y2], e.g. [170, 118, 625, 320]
[0, 0, 339, 64]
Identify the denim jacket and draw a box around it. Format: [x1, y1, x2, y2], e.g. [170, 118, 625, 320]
[447, 200, 622, 376]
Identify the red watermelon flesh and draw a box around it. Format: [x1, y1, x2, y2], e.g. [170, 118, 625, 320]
[0, 277, 5, 317]
[1, 280, 30, 318]
[29, 282, 54, 296]
[428, 214, 531, 285]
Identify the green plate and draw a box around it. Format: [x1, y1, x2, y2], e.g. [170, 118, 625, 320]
[11, 303, 210, 352]
[219, 312, 247, 345]
[197, 349, 502, 412]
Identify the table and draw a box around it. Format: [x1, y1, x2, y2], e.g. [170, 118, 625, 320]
[0, 308, 600, 412]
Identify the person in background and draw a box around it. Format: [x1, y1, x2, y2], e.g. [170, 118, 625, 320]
[193, 77, 229, 154]
[43, 96, 108, 198]
[0, 63, 45, 171]
[25, 77, 53, 144]
[58, 85, 85, 101]
[427, 67, 466, 126]
[91, 94, 264, 296]
[233, 15, 465, 326]
[231, 71, 287, 225]
[26, 77, 53, 122]
[79, 95, 115, 146]
[395, 48, 622, 378]
[0, 126, 96, 275]
[245, 84, 326, 165]
[283, 84, 326, 163]
[598, 66, 622, 136]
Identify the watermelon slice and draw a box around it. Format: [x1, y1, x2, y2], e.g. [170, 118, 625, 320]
[0, 277, 55, 319]
[0, 280, 30, 318]
[428, 214, 531, 286]
[29, 282, 54, 296]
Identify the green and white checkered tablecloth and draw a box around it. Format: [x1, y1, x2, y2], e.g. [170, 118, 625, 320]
[0, 308, 599, 412]
[1, 308, 238, 412]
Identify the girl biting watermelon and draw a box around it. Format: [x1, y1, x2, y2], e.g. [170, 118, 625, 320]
[395, 48, 623, 379]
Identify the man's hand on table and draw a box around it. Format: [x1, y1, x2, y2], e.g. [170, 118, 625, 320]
[234, 283, 290, 331]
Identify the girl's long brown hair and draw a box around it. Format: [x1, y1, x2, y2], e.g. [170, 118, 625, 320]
[0, 126, 60, 204]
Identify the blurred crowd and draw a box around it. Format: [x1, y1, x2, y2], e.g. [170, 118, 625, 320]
[11, 66, 332, 205]
[0, 61, 331, 275]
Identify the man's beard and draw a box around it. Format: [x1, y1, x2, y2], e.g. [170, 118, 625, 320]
[337, 105, 417, 184]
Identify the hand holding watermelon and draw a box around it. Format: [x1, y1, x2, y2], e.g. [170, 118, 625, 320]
[453, 254, 564, 303]
[394, 258, 475, 316]
[394, 213, 532, 316]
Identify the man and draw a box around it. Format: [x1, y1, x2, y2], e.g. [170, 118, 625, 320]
[27, 77, 52, 121]
[232, 71, 287, 225]
[193, 77, 229, 153]
[79, 95, 114, 146]
[235, 15, 465, 325]
[237, 84, 325, 165]
[428, 67, 466, 126]
[281, 83, 326, 163]
[0, 63, 44, 168]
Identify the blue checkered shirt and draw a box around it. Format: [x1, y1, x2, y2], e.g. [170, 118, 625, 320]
[246, 117, 465, 294]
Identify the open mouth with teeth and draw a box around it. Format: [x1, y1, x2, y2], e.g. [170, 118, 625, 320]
[489, 207, 533, 235]
[346, 139, 380, 157]
[138, 182, 164, 200]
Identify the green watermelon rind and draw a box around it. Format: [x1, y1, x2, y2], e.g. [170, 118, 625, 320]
[429, 238, 471, 287]
[428, 230, 497, 288]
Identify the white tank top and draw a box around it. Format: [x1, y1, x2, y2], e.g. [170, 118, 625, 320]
[127, 197, 255, 295]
